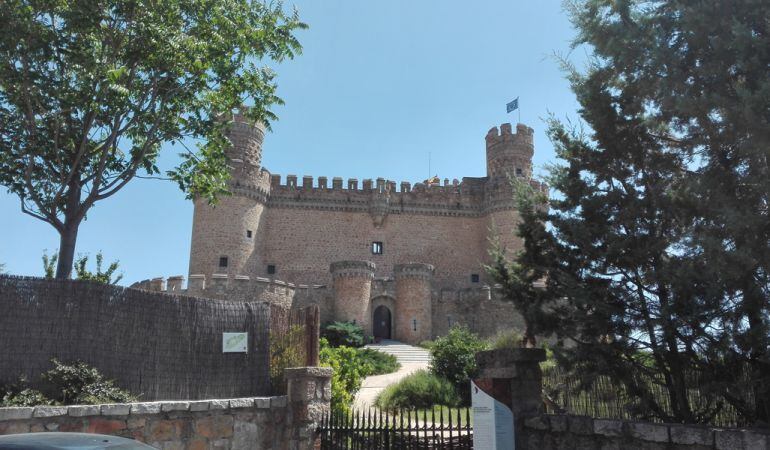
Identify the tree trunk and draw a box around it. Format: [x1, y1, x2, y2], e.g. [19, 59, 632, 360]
[55, 223, 80, 279]
[55, 181, 83, 279]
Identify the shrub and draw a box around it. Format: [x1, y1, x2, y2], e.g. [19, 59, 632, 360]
[490, 329, 524, 350]
[430, 325, 488, 404]
[269, 325, 307, 394]
[0, 376, 52, 407]
[42, 359, 136, 404]
[375, 370, 460, 409]
[357, 348, 399, 376]
[322, 321, 364, 348]
[320, 338, 366, 415]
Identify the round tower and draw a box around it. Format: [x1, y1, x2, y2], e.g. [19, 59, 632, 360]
[330, 261, 376, 335]
[486, 123, 534, 180]
[485, 123, 535, 260]
[188, 111, 270, 283]
[394, 263, 434, 345]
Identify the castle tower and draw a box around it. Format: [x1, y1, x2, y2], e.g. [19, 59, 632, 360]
[188, 111, 271, 281]
[485, 123, 534, 180]
[485, 123, 535, 259]
[394, 263, 434, 345]
[330, 261, 376, 335]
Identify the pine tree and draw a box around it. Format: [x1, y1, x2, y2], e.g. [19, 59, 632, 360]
[500, 0, 769, 425]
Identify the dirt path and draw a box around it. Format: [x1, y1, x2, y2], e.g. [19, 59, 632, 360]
[354, 340, 431, 409]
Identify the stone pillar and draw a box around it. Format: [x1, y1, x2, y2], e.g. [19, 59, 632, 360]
[475, 348, 546, 447]
[330, 261, 376, 336]
[285, 367, 333, 450]
[394, 263, 434, 345]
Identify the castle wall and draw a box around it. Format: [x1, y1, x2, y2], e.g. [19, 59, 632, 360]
[394, 264, 434, 345]
[258, 207, 491, 288]
[431, 287, 527, 339]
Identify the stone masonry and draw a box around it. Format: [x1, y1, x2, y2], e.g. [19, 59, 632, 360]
[135, 113, 546, 344]
[0, 367, 332, 450]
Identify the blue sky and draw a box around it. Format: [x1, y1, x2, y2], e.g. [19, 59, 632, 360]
[0, 1, 584, 284]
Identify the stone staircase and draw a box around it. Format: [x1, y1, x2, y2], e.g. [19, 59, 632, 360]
[365, 339, 432, 365]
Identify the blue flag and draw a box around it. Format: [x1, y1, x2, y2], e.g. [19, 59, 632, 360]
[506, 97, 519, 113]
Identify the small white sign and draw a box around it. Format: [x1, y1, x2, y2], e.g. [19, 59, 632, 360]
[222, 332, 248, 353]
[471, 380, 515, 450]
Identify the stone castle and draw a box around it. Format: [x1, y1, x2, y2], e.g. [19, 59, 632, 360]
[134, 113, 548, 344]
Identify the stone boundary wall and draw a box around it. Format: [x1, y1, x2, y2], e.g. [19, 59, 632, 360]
[521, 414, 770, 450]
[0, 397, 288, 450]
[0, 367, 333, 450]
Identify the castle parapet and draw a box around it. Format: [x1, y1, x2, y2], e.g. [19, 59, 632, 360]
[330, 260, 376, 279]
[393, 262, 435, 280]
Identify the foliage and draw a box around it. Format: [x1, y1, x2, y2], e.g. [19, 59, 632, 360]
[0, 0, 307, 278]
[319, 338, 365, 415]
[0, 376, 52, 407]
[269, 325, 306, 394]
[486, 178, 552, 348]
[375, 370, 460, 410]
[322, 321, 365, 348]
[42, 251, 57, 279]
[0, 262, 5, 274]
[429, 325, 487, 404]
[356, 348, 400, 376]
[418, 340, 435, 350]
[73, 252, 123, 284]
[500, 0, 770, 425]
[42, 358, 136, 405]
[489, 329, 525, 350]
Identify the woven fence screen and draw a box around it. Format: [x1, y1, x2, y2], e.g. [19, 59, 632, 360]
[0, 275, 276, 401]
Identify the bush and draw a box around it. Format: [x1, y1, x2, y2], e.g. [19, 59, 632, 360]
[430, 326, 488, 404]
[0, 376, 52, 407]
[357, 348, 399, 376]
[375, 370, 460, 409]
[320, 338, 366, 415]
[42, 359, 136, 404]
[269, 325, 306, 394]
[489, 329, 524, 350]
[322, 321, 365, 348]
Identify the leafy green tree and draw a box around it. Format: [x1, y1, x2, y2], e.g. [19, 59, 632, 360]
[500, 0, 769, 425]
[0, 0, 306, 279]
[73, 251, 122, 284]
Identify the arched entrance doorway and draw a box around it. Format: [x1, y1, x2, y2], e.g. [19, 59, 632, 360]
[373, 305, 392, 340]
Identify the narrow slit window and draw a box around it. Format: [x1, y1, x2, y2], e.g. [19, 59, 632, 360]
[412, 318, 417, 331]
[219, 256, 228, 268]
[471, 273, 480, 283]
[267, 264, 276, 275]
[372, 241, 383, 255]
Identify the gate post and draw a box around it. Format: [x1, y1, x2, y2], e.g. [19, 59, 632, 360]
[285, 366, 333, 450]
[474, 348, 546, 448]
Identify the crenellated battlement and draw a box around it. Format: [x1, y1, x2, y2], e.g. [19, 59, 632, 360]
[130, 274, 328, 309]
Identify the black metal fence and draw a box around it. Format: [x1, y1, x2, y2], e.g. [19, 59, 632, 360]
[542, 367, 747, 427]
[318, 408, 473, 450]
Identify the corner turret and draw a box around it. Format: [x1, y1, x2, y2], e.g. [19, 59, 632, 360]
[226, 110, 266, 182]
[485, 123, 534, 180]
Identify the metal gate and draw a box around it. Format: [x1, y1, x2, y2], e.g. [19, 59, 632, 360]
[318, 408, 472, 449]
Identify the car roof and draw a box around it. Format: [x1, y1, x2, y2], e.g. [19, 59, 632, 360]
[0, 433, 155, 450]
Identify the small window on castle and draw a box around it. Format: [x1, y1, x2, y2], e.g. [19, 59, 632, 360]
[412, 319, 418, 332]
[267, 264, 276, 275]
[246, 230, 253, 238]
[471, 273, 480, 283]
[516, 168, 523, 177]
[447, 316, 453, 328]
[372, 241, 383, 255]
[219, 256, 228, 268]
